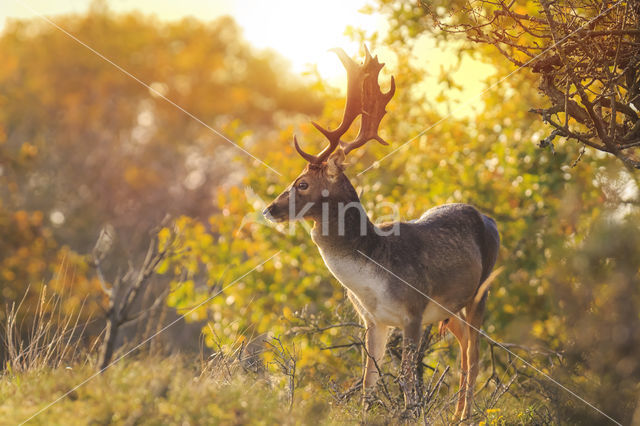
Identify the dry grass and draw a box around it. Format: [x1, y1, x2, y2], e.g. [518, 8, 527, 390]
[0, 289, 554, 424]
[2, 285, 95, 373]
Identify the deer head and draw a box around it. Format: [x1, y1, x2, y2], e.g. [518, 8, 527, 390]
[263, 47, 395, 223]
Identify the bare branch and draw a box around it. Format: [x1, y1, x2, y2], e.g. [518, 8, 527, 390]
[424, 0, 640, 169]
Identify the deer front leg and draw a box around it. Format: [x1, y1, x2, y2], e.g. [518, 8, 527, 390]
[346, 292, 389, 397]
[362, 321, 389, 412]
[363, 322, 390, 390]
[401, 317, 423, 416]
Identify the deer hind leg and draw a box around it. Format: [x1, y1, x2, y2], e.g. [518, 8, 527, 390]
[461, 292, 488, 420]
[445, 314, 470, 420]
[401, 317, 423, 416]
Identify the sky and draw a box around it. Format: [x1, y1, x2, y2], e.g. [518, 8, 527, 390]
[1, 0, 384, 81]
[1, 0, 495, 116]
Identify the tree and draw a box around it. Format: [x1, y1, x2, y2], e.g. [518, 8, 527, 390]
[415, 0, 640, 168]
[543, 214, 640, 425]
[0, 7, 322, 360]
[92, 224, 178, 370]
[0, 7, 322, 259]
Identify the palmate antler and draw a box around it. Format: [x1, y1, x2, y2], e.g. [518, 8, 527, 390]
[294, 46, 396, 163]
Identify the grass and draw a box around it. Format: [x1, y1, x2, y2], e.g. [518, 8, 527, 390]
[0, 287, 554, 425]
[3, 285, 93, 374]
[0, 348, 557, 425]
[0, 291, 549, 426]
[0, 355, 363, 426]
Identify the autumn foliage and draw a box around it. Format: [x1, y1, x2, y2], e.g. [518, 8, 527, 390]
[1, 2, 639, 423]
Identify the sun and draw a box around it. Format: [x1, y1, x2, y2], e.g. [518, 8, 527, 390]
[230, 0, 385, 84]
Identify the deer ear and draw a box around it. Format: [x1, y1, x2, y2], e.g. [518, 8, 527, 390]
[326, 148, 346, 181]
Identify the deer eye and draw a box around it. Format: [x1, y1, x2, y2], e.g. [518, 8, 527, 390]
[297, 181, 309, 190]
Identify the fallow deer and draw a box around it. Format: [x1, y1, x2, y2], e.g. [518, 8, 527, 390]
[263, 47, 500, 420]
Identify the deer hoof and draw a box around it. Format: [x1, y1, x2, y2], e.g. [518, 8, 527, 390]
[362, 391, 377, 412]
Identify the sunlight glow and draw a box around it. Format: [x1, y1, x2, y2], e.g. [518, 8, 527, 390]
[2, 1, 493, 115]
[2, 0, 379, 83]
[230, 0, 382, 81]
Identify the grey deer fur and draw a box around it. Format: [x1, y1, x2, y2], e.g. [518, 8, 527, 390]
[264, 47, 500, 420]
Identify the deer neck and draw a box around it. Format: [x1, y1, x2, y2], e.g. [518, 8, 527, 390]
[309, 176, 378, 253]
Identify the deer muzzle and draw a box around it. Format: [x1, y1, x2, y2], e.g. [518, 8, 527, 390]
[263, 202, 287, 223]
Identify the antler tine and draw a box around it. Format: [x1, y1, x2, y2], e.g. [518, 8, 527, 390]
[293, 46, 395, 163]
[294, 48, 367, 164]
[341, 55, 395, 156]
[326, 48, 366, 137]
[293, 135, 319, 163]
